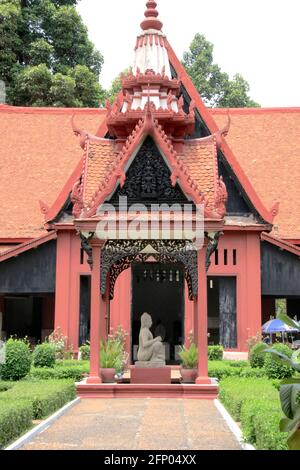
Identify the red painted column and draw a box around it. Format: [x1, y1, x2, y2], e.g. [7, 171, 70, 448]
[54, 231, 71, 336]
[87, 240, 103, 384]
[196, 248, 210, 384]
[245, 233, 262, 349]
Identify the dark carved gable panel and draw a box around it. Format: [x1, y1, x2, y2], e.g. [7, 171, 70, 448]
[109, 137, 190, 205]
[218, 155, 254, 216]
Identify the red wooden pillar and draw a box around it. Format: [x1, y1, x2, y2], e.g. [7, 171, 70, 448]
[195, 248, 210, 384]
[87, 239, 103, 384]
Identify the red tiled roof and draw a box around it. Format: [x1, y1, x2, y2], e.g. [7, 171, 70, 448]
[1, 102, 299, 241]
[84, 140, 118, 205]
[0, 105, 105, 238]
[0, 231, 57, 262]
[182, 139, 218, 210]
[78, 111, 222, 219]
[210, 108, 300, 240]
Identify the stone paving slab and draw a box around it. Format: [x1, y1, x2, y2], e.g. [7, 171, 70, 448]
[20, 399, 241, 451]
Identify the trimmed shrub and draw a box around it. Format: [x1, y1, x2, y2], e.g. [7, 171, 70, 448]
[29, 363, 89, 381]
[208, 345, 223, 361]
[264, 343, 293, 379]
[219, 377, 278, 420]
[249, 342, 265, 368]
[0, 400, 33, 449]
[241, 399, 287, 450]
[0, 380, 76, 449]
[79, 344, 90, 360]
[0, 338, 31, 381]
[32, 343, 56, 368]
[220, 377, 288, 450]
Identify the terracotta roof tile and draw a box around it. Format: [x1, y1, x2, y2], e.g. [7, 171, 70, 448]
[182, 138, 217, 209]
[211, 108, 300, 239]
[84, 140, 118, 206]
[0, 105, 105, 238]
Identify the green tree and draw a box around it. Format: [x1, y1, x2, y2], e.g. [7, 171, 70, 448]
[182, 33, 259, 108]
[1, 0, 105, 107]
[106, 68, 129, 104]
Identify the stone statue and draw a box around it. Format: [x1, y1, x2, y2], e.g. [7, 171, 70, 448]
[135, 312, 166, 368]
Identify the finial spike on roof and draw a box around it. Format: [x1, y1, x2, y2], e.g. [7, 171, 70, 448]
[141, 1, 163, 31]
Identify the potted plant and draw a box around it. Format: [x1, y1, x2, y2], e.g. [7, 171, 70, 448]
[100, 338, 123, 383]
[178, 343, 198, 383]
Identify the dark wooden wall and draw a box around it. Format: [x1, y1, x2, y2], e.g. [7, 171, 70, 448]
[0, 241, 56, 294]
[261, 242, 300, 297]
[219, 277, 237, 348]
[79, 275, 91, 346]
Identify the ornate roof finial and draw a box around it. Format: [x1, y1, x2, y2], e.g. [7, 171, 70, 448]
[141, 1, 163, 31]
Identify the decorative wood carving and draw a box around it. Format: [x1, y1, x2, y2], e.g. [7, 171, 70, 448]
[205, 232, 222, 272]
[110, 137, 188, 203]
[80, 232, 94, 270]
[100, 239, 198, 300]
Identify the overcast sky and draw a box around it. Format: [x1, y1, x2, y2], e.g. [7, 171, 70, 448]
[77, 0, 300, 107]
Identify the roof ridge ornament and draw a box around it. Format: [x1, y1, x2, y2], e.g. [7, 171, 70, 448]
[141, 1, 163, 31]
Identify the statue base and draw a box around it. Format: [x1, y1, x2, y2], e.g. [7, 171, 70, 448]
[131, 367, 171, 384]
[135, 361, 166, 368]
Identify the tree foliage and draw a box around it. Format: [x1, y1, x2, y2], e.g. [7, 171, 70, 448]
[0, 0, 105, 107]
[182, 33, 259, 108]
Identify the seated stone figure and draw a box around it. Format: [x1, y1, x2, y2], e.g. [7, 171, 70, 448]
[136, 312, 166, 367]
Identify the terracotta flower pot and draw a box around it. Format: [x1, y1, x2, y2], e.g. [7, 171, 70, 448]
[101, 368, 116, 383]
[180, 368, 197, 384]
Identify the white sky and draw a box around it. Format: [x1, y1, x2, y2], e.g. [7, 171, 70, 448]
[77, 0, 300, 107]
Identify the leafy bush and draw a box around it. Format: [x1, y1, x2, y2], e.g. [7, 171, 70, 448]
[249, 342, 266, 368]
[0, 339, 31, 381]
[264, 343, 293, 379]
[220, 377, 287, 450]
[79, 343, 90, 360]
[241, 399, 288, 450]
[0, 400, 33, 449]
[208, 361, 265, 380]
[179, 343, 198, 369]
[100, 339, 123, 370]
[0, 380, 75, 449]
[208, 345, 223, 361]
[32, 343, 56, 368]
[29, 364, 89, 381]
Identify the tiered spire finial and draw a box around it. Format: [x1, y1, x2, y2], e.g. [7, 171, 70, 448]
[141, 1, 163, 31]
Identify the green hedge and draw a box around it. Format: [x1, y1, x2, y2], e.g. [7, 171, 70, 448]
[29, 363, 89, 381]
[208, 361, 266, 380]
[0, 380, 76, 449]
[219, 377, 287, 450]
[0, 400, 33, 449]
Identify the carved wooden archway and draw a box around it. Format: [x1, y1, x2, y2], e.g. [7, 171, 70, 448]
[100, 240, 198, 300]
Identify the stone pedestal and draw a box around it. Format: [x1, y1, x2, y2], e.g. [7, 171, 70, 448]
[131, 368, 171, 384]
[135, 361, 166, 368]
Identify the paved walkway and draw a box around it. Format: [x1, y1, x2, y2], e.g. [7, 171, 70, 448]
[21, 399, 241, 450]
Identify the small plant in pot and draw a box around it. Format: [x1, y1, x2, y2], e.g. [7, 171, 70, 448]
[178, 343, 198, 383]
[100, 338, 123, 383]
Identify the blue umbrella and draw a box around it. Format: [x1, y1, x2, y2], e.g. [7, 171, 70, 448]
[262, 319, 299, 334]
